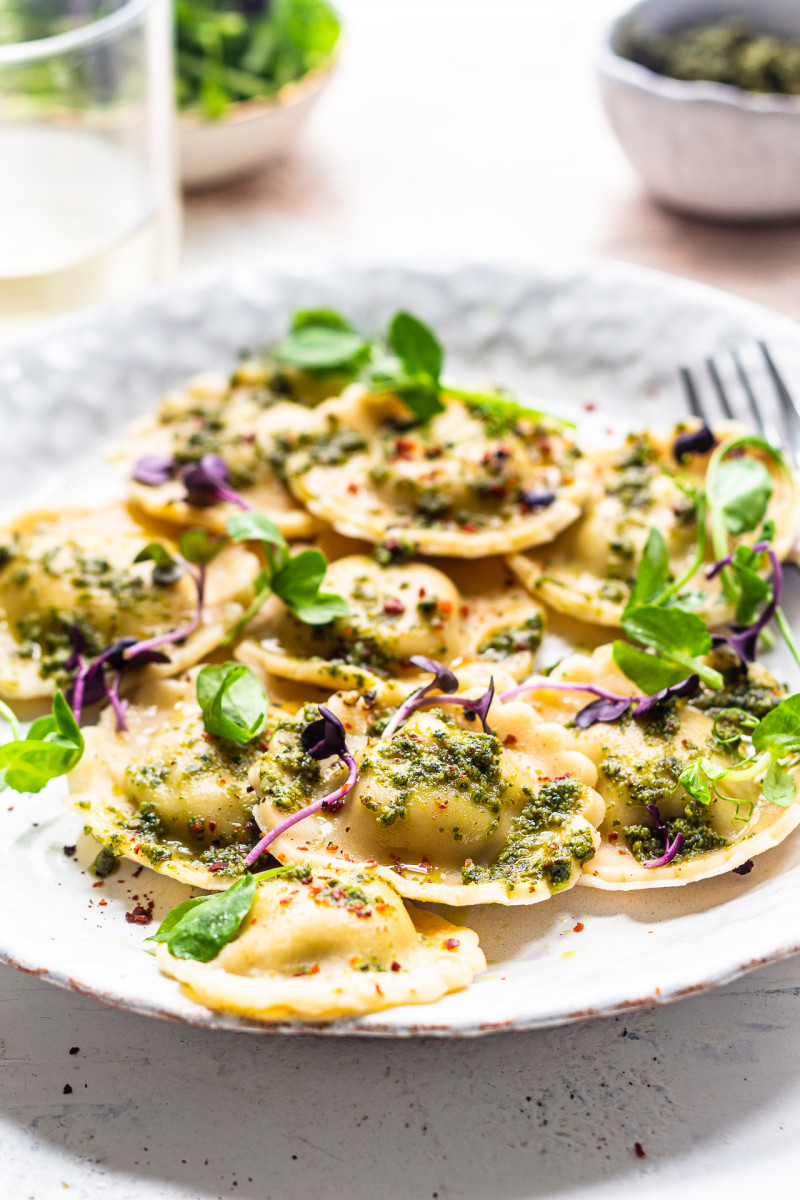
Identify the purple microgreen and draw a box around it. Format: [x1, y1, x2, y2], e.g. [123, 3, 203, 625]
[519, 489, 556, 511]
[132, 455, 177, 486]
[181, 454, 251, 510]
[380, 657, 460, 739]
[408, 655, 458, 693]
[575, 696, 632, 727]
[500, 677, 633, 705]
[300, 705, 348, 760]
[105, 673, 128, 732]
[632, 674, 700, 719]
[707, 540, 781, 665]
[642, 802, 685, 869]
[673, 425, 716, 462]
[244, 708, 359, 867]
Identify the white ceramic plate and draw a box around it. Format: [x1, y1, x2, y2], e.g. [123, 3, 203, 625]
[2, 261, 800, 1037]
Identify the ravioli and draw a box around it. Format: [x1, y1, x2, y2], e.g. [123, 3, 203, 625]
[156, 862, 485, 1022]
[250, 685, 604, 906]
[0, 505, 258, 700]
[523, 644, 800, 887]
[235, 555, 462, 690]
[68, 675, 266, 889]
[112, 370, 320, 537]
[509, 425, 799, 628]
[285, 388, 593, 558]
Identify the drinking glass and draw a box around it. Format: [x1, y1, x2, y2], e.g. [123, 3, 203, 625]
[0, 0, 180, 330]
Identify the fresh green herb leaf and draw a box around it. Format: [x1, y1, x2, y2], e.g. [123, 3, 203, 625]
[225, 511, 288, 564]
[166, 873, 257, 962]
[619, 604, 723, 690]
[389, 311, 443, 382]
[612, 641, 694, 693]
[178, 528, 223, 566]
[133, 541, 185, 586]
[271, 547, 348, 624]
[274, 324, 369, 373]
[678, 762, 712, 805]
[708, 456, 774, 537]
[291, 308, 353, 332]
[752, 694, 800, 757]
[0, 691, 84, 794]
[624, 528, 670, 612]
[728, 544, 772, 626]
[146, 894, 213, 945]
[762, 759, 796, 808]
[196, 663, 269, 744]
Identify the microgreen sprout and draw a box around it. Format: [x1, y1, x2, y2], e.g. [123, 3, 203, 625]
[707, 540, 800, 671]
[244, 706, 358, 867]
[499, 674, 699, 728]
[673, 425, 716, 462]
[132, 452, 252, 511]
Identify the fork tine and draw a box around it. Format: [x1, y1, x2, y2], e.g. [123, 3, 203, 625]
[705, 357, 735, 420]
[759, 341, 800, 470]
[679, 365, 710, 425]
[731, 348, 766, 436]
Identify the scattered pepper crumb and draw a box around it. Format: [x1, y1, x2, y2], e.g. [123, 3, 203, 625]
[634, 1142, 646, 1158]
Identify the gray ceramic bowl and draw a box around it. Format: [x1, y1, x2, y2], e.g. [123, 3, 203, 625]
[598, 0, 800, 220]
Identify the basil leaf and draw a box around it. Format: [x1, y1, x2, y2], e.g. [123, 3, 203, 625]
[763, 759, 796, 808]
[146, 894, 212, 944]
[178, 528, 223, 566]
[390, 311, 443, 381]
[225, 511, 289, 574]
[612, 641, 692, 693]
[291, 309, 353, 332]
[621, 604, 712, 659]
[752, 694, 800, 757]
[729, 545, 771, 626]
[167, 874, 257, 962]
[0, 691, 84, 793]
[274, 324, 369, 372]
[624, 529, 670, 612]
[196, 663, 269, 744]
[678, 762, 712, 805]
[271, 548, 349, 625]
[709, 457, 773, 536]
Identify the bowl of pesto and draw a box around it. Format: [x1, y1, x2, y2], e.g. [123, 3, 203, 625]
[177, 0, 341, 192]
[598, 0, 800, 220]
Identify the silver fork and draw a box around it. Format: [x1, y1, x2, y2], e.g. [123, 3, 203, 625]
[679, 343, 800, 472]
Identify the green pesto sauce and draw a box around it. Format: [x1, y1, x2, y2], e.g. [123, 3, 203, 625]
[477, 614, 543, 661]
[624, 799, 727, 864]
[256, 710, 324, 813]
[462, 778, 594, 892]
[622, 18, 800, 95]
[600, 753, 684, 808]
[358, 719, 509, 829]
[694, 680, 783, 720]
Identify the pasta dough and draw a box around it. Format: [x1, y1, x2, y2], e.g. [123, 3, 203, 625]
[157, 862, 485, 1022]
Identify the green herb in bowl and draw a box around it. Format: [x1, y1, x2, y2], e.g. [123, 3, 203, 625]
[176, 0, 341, 121]
[621, 17, 800, 95]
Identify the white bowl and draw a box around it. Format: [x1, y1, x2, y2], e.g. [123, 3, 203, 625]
[179, 59, 336, 192]
[598, 0, 800, 220]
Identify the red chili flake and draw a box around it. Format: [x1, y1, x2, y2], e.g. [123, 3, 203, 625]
[92, 880, 104, 889]
[375, 984, 384, 996]
[98, 898, 107, 907]
[573, 922, 584, 933]
[330, 887, 344, 901]
[188, 820, 204, 838]
[438, 600, 453, 615]
[461, 522, 477, 532]
[444, 938, 460, 951]
[208, 821, 217, 833]
[418, 587, 426, 597]
[241, 432, 256, 443]
[132, 865, 144, 879]
[608, 831, 619, 842]
[393, 438, 415, 459]
[383, 597, 405, 616]
[326, 842, 339, 853]
[125, 903, 154, 926]
[583, 401, 596, 412]
[504, 734, 518, 745]
[207, 861, 229, 873]
[634, 1143, 646, 1159]
[347, 482, 359, 495]
[733, 860, 754, 876]
[391, 961, 401, 972]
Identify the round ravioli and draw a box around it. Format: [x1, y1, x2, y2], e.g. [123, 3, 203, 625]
[285, 388, 593, 557]
[68, 675, 267, 889]
[509, 425, 799, 628]
[236, 555, 462, 690]
[156, 862, 485, 1022]
[250, 685, 604, 906]
[522, 644, 800, 888]
[0, 505, 258, 700]
[112, 370, 320, 538]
